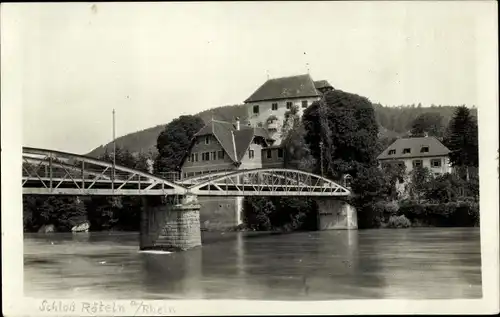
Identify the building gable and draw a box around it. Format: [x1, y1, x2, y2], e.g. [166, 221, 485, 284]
[377, 136, 450, 160]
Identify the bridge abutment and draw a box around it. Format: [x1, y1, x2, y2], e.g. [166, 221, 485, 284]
[317, 199, 358, 230]
[140, 194, 202, 251]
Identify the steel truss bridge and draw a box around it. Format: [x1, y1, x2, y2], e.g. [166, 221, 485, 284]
[22, 147, 351, 197]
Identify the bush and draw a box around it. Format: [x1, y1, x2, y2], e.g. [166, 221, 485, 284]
[384, 201, 400, 215]
[398, 200, 479, 227]
[387, 215, 411, 228]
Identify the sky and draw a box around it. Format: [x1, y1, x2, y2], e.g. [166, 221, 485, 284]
[2, 2, 493, 154]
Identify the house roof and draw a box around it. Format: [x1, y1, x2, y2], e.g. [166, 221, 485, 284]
[186, 119, 273, 164]
[244, 74, 320, 103]
[314, 80, 333, 90]
[377, 136, 450, 160]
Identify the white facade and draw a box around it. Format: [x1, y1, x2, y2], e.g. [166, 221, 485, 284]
[381, 155, 453, 177]
[245, 96, 320, 144]
[246, 97, 320, 127]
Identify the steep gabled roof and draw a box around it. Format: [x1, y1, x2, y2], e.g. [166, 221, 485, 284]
[184, 120, 274, 165]
[195, 120, 238, 161]
[244, 74, 320, 103]
[377, 136, 450, 160]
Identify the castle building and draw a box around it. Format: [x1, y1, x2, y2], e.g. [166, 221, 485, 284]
[244, 74, 333, 145]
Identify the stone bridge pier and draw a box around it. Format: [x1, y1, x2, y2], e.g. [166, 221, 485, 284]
[140, 194, 201, 251]
[316, 199, 358, 230]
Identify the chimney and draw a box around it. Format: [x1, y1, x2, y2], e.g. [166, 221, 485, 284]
[235, 117, 240, 131]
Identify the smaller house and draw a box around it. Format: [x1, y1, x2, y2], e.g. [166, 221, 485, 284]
[377, 136, 452, 177]
[179, 118, 282, 178]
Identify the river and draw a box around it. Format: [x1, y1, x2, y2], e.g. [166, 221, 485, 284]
[24, 228, 482, 300]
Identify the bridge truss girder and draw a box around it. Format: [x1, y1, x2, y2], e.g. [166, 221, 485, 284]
[22, 147, 186, 196]
[186, 168, 351, 197]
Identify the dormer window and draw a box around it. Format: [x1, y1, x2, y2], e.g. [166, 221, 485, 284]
[420, 146, 429, 153]
[205, 136, 210, 145]
[402, 148, 411, 154]
[388, 149, 396, 155]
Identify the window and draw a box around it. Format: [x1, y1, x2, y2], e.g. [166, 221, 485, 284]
[202, 152, 210, 161]
[413, 160, 423, 167]
[210, 151, 216, 160]
[187, 155, 191, 162]
[388, 149, 396, 155]
[205, 136, 210, 145]
[421, 146, 429, 153]
[248, 149, 255, 159]
[302, 100, 308, 108]
[403, 148, 411, 154]
[277, 148, 284, 158]
[190, 153, 198, 162]
[272, 103, 278, 110]
[253, 105, 259, 114]
[217, 150, 225, 160]
[431, 158, 442, 167]
[267, 149, 272, 159]
[286, 101, 293, 109]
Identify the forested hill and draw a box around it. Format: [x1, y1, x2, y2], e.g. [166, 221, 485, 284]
[86, 104, 248, 157]
[86, 103, 477, 158]
[373, 103, 477, 134]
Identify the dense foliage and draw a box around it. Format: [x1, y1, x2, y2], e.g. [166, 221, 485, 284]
[409, 112, 446, 138]
[303, 90, 380, 179]
[281, 105, 316, 171]
[242, 197, 318, 232]
[23, 196, 87, 232]
[398, 201, 479, 227]
[373, 103, 477, 134]
[154, 115, 205, 174]
[443, 106, 479, 180]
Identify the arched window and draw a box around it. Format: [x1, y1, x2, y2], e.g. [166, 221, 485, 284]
[343, 174, 353, 188]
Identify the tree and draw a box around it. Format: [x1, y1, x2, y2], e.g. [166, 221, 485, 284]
[410, 112, 445, 138]
[303, 90, 380, 179]
[406, 166, 433, 203]
[154, 115, 205, 174]
[423, 172, 467, 203]
[350, 166, 388, 228]
[281, 105, 315, 170]
[381, 163, 407, 200]
[444, 106, 479, 180]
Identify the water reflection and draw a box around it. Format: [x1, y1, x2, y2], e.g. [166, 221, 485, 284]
[141, 249, 203, 298]
[24, 228, 482, 300]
